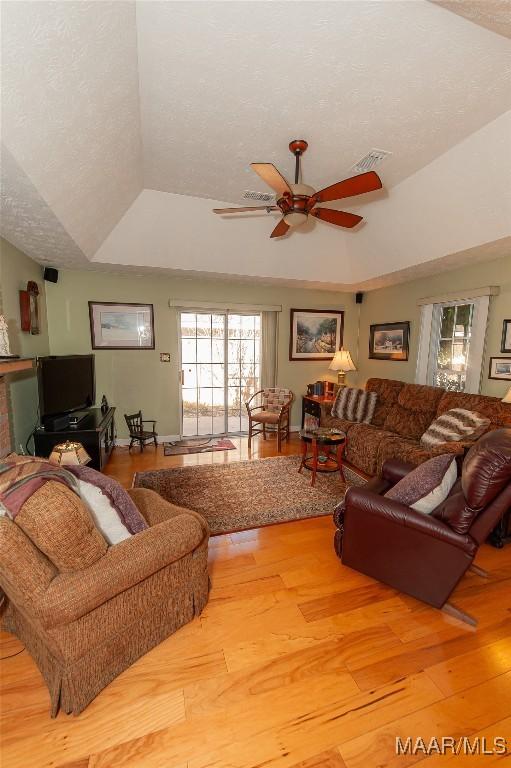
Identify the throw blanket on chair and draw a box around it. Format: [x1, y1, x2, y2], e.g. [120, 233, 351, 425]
[0, 460, 79, 518]
[67, 465, 147, 534]
[331, 387, 377, 424]
[0, 457, 146, 536]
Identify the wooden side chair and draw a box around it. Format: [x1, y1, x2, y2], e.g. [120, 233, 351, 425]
[124, 411, 158, 452]
[245, 388, 294, 452]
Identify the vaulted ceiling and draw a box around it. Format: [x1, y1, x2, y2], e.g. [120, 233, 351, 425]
[1, 1, 510, 289]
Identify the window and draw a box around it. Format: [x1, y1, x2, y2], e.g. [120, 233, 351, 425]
[430, 302, 473, 392]
[416, 294, 490, 394]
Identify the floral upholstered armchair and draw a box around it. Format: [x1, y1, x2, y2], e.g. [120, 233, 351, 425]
[245, 388, 294, 452]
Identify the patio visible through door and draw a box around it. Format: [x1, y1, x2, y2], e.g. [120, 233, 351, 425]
[180, 312, 261, 436]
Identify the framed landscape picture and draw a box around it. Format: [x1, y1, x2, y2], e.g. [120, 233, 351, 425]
[501, 319, 511, 353]
[489, 357, 511, 381]
[289, 309, 344, 361]
[89, 302, 155, 349]
[369, 321, 410, 361]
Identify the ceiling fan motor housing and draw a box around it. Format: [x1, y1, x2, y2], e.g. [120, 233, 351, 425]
[279, 183, 316, 227]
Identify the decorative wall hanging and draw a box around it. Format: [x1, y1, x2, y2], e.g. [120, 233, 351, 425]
[89, 302, 155, 349]
[501, 319, 511, 353]
[489, 357, 511, 381]
[369, 321, 410, 361]
[289, 308, 344, 361]
[19, 281, 40, 334]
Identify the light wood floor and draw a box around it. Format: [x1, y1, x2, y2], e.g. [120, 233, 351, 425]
[1, 436, 511, 768]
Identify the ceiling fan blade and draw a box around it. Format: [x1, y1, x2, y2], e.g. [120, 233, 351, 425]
[270, 219, 290, 238]
[315, 171, 382, 203]
[250, 163, 291, 198]
[310, 208, 363, 228]
[213, 206, 279, 214]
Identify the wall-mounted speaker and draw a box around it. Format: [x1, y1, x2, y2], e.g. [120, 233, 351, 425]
[43, 267, 59, 283]
[355, 292, 364, 304]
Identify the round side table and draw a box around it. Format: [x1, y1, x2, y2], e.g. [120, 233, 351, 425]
[298, 430, 347, 486]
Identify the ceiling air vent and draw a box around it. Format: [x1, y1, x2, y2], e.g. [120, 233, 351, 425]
[350, 149, 392, 174]
[242, 190, 275, 202]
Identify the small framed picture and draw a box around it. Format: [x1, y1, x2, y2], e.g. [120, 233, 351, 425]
[501, 319, 511, 353]
[369, 321, 410, 361]
[89, 302, 155, 349]
[489, 357, 511, 381]
[289, 308, 344, 361]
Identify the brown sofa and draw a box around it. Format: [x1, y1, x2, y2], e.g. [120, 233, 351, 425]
[321, 378, 511, 477]
[0, 484, 209, 716]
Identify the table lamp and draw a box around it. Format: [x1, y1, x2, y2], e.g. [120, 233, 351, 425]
[49, 440, 91, 466]
[329, 348, 356, 386]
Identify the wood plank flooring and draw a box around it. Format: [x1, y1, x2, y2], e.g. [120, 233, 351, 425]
[1, 435, 510, 767]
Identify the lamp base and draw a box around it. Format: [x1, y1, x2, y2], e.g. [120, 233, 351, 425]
[337, 371, 346, 387]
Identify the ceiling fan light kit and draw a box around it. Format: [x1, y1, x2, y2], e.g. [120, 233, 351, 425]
[213, 139, 383, 238]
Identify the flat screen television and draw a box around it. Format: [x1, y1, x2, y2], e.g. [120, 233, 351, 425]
[38, 355, 95, 418]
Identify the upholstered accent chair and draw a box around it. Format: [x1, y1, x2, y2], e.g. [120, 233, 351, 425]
[0, 485, 209, 716]
[336, 428, 511, 625]
[245, 388, 294, 452]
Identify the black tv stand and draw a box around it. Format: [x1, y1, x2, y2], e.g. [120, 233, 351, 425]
[68, 410, 90, 426]
[34, 407, 115, 471]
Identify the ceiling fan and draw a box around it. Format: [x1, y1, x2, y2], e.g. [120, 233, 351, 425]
[213, 140, 383, 238]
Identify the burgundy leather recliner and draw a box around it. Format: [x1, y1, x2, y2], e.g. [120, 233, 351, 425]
[336, 428, 511, 624]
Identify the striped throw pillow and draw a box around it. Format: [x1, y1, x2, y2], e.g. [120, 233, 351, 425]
[331, 387, 377, 424]
[420, 408, 490, 449]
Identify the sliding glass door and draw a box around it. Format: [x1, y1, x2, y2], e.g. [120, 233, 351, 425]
[180, 312, 260, 436]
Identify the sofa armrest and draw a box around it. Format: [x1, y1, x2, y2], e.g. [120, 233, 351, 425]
[0, 518, 57, 616]
[320, 402, 332, 417]
[381, 459, 417, 484]
[344, 486, 477, 555]
[128, 487, 209, 534]
[37, 513, 207, 629]
[428, 441, 471, 457]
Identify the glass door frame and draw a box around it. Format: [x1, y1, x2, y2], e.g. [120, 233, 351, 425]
[178, 309, 261, 438]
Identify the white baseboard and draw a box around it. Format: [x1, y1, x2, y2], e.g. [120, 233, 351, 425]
[115, 435, 180, 446]
[115, 428, 302, 447]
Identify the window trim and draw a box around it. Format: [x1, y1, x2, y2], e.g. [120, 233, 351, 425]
[415, 295, 490, 394]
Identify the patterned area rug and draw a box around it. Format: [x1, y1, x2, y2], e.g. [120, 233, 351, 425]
[134, 455, 366, 534]
[163, 437, 237, 456]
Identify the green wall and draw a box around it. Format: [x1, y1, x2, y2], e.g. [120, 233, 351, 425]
[3, 239, 510, 447]
[46, 269, 358, 437]
[0, 238, 50, 450]
[357, 253, 511, 398]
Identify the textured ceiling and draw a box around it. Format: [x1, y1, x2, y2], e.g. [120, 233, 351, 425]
[1, 0, 510, 287]
[0, 147, 87, 267]
[1, 1, 142, 258]
[430, 0, 511, 39]
[137, 0, 510, 203]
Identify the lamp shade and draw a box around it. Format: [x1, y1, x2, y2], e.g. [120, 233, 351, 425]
[502, 386, 511, 404]
[329, 349, 357, 373]
[49, 440, 91, 466]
